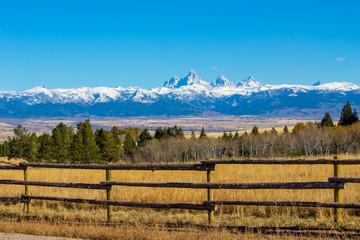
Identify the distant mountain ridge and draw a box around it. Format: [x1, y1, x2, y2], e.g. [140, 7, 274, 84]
[1, 70, 359, 118]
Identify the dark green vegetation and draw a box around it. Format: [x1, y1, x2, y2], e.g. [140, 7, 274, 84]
[1, 102, 360, 163]
[338, 101, 359, 126]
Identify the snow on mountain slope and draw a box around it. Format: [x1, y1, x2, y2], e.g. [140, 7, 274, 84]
[163, 76, 180, 88]
[0, 70, 359, 118]
[1, 70, 359, 105]
[237, 76, 263, 88]
[164, 70, 209, 88]
[211, 75, 235, 87]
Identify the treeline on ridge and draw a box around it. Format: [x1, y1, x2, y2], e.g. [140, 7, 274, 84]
[1, 101, 360, 163]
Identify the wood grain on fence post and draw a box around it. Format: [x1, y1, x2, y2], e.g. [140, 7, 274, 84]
[334, 159, 342, 225]
[23, 167, 31, 214]
[106, 169, 113, 222]
[207, 169, 214, 224]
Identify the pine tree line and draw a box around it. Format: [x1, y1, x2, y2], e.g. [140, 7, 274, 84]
[2, 101, 359, 163]
[3, 120, 192, 163]
[6, 119, 132, 163]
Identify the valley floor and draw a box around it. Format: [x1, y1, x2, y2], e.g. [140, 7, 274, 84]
[0, 115, 309, 141]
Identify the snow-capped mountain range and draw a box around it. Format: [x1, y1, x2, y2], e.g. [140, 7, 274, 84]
[1, 70, 359, 118]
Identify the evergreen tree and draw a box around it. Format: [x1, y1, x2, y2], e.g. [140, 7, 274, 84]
[123, 134, 137, 156]
[70, 132, 83, 163]
[175, 126, 185, 138]
[8, 125, 38, 161]
[351, 108, 359, 124]
[81, 119, 100, 163]
[154, 127, 167, 140]
[111, 126, 121, 145]
[37, 133, 52, 161]
[138, 128, 152, 147]
[24, 133, 38, 162]
[190, 131, 196, 139]
[251, 126, 259, 135]
[0, 140, 10, 157]
[339, 101, 359, 126]
[199, 127, 207, 139]
[222, 132, 228, 140]
[95, 128, 106, 149]
[102, 131, 120, 162]
[221, 132, 233, 140]
[167, 127, 175, 137]
[8, 125, 30, 159]
[320, 112, 335, 127]
[234, 131, 240, 139]
[283, 126, 289, 134]
[271, 127, 277, 135]
[51, 122, 73, 162]
[95, 128, 119, 162]
[71, 119, 99, 164]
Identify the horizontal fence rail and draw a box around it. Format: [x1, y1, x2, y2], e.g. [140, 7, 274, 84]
[201, 159, 360, 165]
[0, 197, 28, 203]
[19, 162, 215, 171]
[0, 180, 111, 190]
[329, 177, 360, 183]
[203, 201, 360, 208]
[101, 181, 345, 189]
[0, 165, 27, 170]
[22, 195, 215, 211]
[1, 158, 360, 226]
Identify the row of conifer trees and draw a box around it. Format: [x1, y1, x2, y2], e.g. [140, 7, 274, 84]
[0, 101, 359, 163]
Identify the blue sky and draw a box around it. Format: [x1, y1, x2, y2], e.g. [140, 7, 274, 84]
[0, 0, 359, 91]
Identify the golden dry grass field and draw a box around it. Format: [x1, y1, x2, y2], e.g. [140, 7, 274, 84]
[1, 156, 360, 239]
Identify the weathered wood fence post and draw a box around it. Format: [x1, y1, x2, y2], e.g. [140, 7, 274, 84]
[23, 167, 31, 214]
[333, 156, 342, 225]
[207, 169, 214, 224]
[106, 169, 113, 222]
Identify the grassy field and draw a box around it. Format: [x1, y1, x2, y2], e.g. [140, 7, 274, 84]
[1, 156, 360, 239]
[0, 219, 346, 240]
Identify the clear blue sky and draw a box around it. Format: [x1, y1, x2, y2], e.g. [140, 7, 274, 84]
[0, 0, 359, 91]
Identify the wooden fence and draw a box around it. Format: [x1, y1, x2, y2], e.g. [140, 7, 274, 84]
[0, 158, 360, 225]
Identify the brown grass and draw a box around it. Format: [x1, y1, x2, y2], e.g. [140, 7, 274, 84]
[0, 218, 351, 240]
[1, 156, 360, 238]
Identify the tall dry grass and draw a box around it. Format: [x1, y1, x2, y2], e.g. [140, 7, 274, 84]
[0, 218, 344, 240]
[1, 156, 360, 229]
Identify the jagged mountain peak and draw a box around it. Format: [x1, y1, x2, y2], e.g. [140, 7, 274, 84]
[211, 75, 235, 87]
[163, 70, 208, 88]
[163, 76, 180, 88]
[188, 69, 199, 76]
[216, 75, 228, 81]
[2, 70, 360, 118]
[237, 76, 263, 88]
[181, 69, 207, 86]
[313, 80, 324, 86]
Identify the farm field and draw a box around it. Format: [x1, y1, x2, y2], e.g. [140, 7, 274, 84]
[1, 156, 360, 239]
